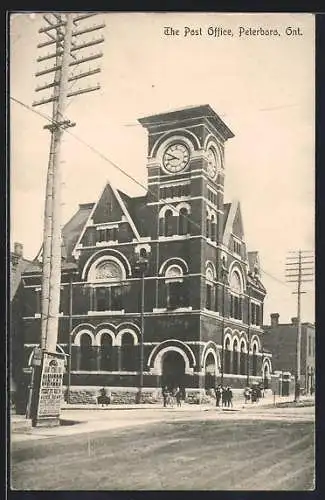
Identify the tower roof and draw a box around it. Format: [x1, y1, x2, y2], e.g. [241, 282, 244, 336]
[138, 104, 234, 140]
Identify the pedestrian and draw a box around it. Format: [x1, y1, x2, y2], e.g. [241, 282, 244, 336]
[222, 386, 228, 407]
[98, 387, 110, 406]
[175, 386, 182, 407]
[244, 386, 251, 404]
[215, 385, 222, 407]
[227, 386, 233, 408]
[162, 386, 169, 408]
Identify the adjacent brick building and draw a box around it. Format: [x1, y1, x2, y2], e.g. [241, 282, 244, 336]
[263, 313, 315, 394]
[17, 105, 272, 404]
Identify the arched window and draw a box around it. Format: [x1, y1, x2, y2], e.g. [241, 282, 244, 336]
[233, 339, 239, 374]
[121, 332, 136, 371]
[230, 270, 243, 320]
[224, 338, 231, 374]
[100, 333, 113, 371]
[240, 341, 246, 375]
[165, 265, 188, 309]
[230, 270, 242, 293]
[206, 211, 211, 239]
[263, 363, 270, 389]
[179, 207, 189, 235]
[80, 333, 93, 371]
[164, 209, 173, 237]
[211, 214, 216, 242]
[206, 266, 215, 310]
[91, 259, 124, 312]
[252, 344, 257, 376]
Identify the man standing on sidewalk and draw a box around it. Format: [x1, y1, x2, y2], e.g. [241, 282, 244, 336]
[215, 385, 222, 408]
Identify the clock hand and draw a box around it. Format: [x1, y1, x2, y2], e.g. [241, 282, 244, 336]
[166, 153, 180, 161]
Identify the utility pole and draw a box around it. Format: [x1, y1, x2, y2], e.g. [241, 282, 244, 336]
[220, 265, 228, 387]
[28, 12, 105, 426]
[285, 250, 314, 402]
[134, 256, 149, 404]
[246, 286, 251, 387]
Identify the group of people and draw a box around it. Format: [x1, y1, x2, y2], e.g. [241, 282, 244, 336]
[162, 386, 184, 408]
[244, 385, 263, 403]
[214, 385, 233, 408]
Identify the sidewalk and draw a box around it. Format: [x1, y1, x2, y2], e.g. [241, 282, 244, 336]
[11, 394, 314, 443]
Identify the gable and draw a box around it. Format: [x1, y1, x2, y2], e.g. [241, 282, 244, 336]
[92, 184, 124, 224]
[72, 182, 141, 256]
[232, 204, 244, 239]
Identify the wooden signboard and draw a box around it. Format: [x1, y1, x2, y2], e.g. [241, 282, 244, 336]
[34, 351, 66, 427]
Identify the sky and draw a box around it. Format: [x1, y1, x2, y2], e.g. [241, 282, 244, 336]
[10, 12, 315, 324]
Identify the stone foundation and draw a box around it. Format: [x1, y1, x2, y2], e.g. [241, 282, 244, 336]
[63, 386, 273, 405]
[64, 386, 214, 405]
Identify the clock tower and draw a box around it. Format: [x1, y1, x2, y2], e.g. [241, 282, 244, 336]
[138, 105, 234, 296]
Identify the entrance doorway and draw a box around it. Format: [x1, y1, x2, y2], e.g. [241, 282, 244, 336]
[161, 350, 185, 391]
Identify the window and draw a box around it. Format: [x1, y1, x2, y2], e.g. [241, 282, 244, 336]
[206, 212, 211, 239]
[205, 266, 215, 310]
[160, 183, 190, 199]
[94, 286, 122, 311]
[230, 270, 243, 320]
[233, 239, 241, 255]
[206, 284, 212, 309]
[89, 259, 125, 312]
[207, 188, 218, 206]
[252, 344, 257, 376]
[240, 341, 246, 375]
[164, 210, 173, 237]
[100, 334, 113, 370]
[79, 333, 93, 371]
[206, 209, 217, 241]
[233, 340, 239, 374]
[97, 227, 118, 243]
[165, 265, 188, 309]
[211, 214, 216, 241]
[225, 338, 231, 373]
[179, 207, 189, 235]
[230, 295, 242, 320]
[250, 302, 261, 326]
[120, 332, 136, 371]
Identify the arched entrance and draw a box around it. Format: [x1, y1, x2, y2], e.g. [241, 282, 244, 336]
[161, 350, 185, 391]
[205, 352, 216, 389]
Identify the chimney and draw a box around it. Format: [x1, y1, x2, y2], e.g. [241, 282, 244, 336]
[14, 242, 23, 258]
[291, 317, 298, 326]
[270, 313, 279, 327]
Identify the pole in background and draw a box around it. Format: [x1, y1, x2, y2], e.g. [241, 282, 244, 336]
[67, 274, 73, 404]
[220, 265, 228, 387]
[285, 249, 314, 402]
[135, 255, 148, 404]
[246, 286, 251, 387]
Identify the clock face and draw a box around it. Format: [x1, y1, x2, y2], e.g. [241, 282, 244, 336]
[207, 148, 217, 178]
[163, 143, 190, 173]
